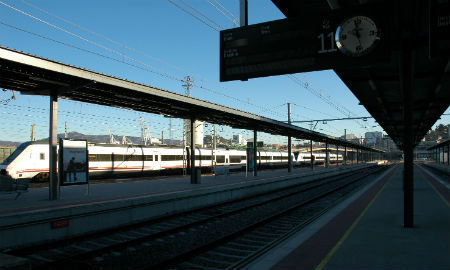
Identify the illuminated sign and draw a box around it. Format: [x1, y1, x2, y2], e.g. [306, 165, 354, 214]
[59, 139, 88, 186]
[220, 4, 390, 81]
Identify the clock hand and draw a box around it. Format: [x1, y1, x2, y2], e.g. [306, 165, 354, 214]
[353, 20, 362, 46]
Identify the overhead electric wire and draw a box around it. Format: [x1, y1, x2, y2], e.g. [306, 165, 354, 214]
[19, 0, 256, 109]
[205, 0, 238, 26]
[1, 16, 281, 120]
[1, 1, 349, 142]
[3, 1, 286, 121]
[287, 74, 371, 132]
[0, 21, 180, 83]
[176, 0, 224, 30]
[167, 0, 221, 32]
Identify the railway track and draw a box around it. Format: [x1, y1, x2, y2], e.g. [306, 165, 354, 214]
[7, 165, 388, 270]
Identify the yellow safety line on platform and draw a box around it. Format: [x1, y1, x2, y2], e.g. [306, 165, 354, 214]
[418, 168, 450, 208]
[315, 165, 397, 270]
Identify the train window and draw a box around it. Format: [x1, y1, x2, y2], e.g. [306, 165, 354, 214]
[145, 155, 153, 161]
[241, 156, 246, 160]
[114, 154, 124, 161]
[226, 158, 229, 163]
[97, 154, 111, 161]
[161, 155, 182, 161]
[216, 155, 225, 163]
[88, 154, 97, 161]
[128, 155, 142, 161]
[155, 155, 159, 161]
[230, 156, 241, 163]
[40, 153, 45, 160]
[201, 155, 212, 160]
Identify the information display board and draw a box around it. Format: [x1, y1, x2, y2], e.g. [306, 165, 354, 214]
[58, 139, 88, 186]
[220, 4, 390, 81]
[429, 0, 450, 58]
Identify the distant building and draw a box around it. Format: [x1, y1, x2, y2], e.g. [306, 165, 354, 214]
[365, 131, 382, 145]
[232, 134, 244, 145]
[0, 145, 16, 163]
[340, 133, 359, 143]
[150, 138, 161, 144]
[184, 119, 204, 147]
[340, 133, 357, 140]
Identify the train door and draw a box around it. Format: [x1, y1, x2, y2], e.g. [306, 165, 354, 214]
[153, 151, 161, 170]
[225, 152, 230, 166]
[196, 147, 202, 168]
[257, 151, 261, 167]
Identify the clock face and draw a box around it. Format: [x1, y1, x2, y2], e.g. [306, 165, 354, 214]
[335, 16, 380, 57]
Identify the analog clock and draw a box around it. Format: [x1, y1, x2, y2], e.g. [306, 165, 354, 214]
[335, 16, 380, 57]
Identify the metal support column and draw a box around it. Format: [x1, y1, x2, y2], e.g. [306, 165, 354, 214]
[287, 103, 292, 172]
[401, 49, 414, 227]
[325, 142, 329, 168]
[344, 129, 347, 165]
[253, 129, 257, 176]
[49, 92, 58, 200]
[240, 0, 248, 27]
[447, 144, 450, 165]
[336, 145, 339, 166]
[310, 139, 313, 170]
[356, 148, 359, 164]
[190, 116, 198, 184]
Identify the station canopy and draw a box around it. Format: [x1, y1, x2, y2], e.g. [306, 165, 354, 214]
[270, 0, 449, 150]
[0, 46, 381, 152]
[220, 0, 449, 150]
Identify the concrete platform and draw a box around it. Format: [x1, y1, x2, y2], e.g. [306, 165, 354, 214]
[420, 161, 450, 176]
[0, 164, 374, 251]
[248, 163, 449, 270]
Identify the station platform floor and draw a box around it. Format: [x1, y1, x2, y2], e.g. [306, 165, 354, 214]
[247, 163, 450, 270]
[0, 164, 357, 215]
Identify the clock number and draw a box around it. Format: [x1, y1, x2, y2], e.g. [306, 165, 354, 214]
[318, 32, 337, 54]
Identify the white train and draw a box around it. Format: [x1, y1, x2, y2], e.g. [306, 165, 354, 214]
[0, 141, 342, 180]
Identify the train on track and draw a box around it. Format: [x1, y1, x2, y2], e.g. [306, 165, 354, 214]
[0, 141, 343, 180]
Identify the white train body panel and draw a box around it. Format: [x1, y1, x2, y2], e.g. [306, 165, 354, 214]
[0, 142, 343, 180]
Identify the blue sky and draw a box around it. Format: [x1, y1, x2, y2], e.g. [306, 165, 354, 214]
[0, 0, 448, 144]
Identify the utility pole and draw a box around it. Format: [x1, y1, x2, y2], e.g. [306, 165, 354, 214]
[65, 122, 68, 138]
[140, 117, 151, 145]
[182, 76, 193, 175]
[182, 76, 193, 97]
[31, 124, 36, 141]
